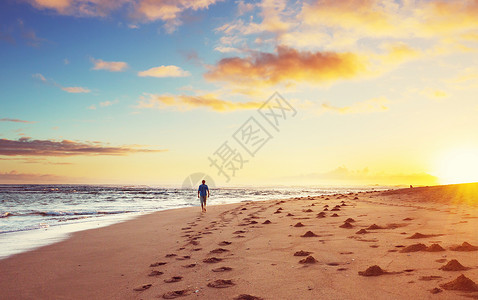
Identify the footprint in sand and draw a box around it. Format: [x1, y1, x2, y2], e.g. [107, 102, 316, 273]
[148, 270, 164, 276]
[212, 266, 233, 272]
[210, 248, 229, 254]
[164, 276, 183, 283]
[233, 230, 246, 234]
[203, 257, 223, 263]
[150, 262, 167, 267]
[162, 290, 191, 299]
[183, 263, 196, 268]
[218, 241, 232, 246]
[192, 248, 202, 251]
[166, 253, 177, 258]
[234, 294, 264, 300]
[207, 279, 235, 288]
[176, 255, 191, 260]
[133, 284, 152, 291]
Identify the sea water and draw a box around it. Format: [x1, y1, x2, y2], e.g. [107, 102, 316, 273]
[0, 184, 389, 259]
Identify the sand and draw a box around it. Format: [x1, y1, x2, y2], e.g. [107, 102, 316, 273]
[1, 183, 478, 299]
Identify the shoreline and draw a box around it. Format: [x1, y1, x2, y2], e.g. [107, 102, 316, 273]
[1, 184, 478, 299]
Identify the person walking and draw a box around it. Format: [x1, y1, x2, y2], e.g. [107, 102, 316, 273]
[198, 180, 209, 212]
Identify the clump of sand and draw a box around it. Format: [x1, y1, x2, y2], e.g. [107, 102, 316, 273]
[425, 243, 445, 252]
[440, 274, 478, 291]
[294, 222, 305, 227]
[299, 255, 318, 264]
[439, 259, 469, 271]
[358, 265, 387, 276]
[399, 243, 427, 253]
[367, 224, 384, 230]
[450, 242, 478, 251]
[339, 222, 353, 229]
[345, 218, 355, 223]
[301, 231, 319, 237]
[294, 250, 312, 256]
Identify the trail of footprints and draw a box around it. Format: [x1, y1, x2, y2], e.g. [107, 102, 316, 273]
[134, 192, 478, 299]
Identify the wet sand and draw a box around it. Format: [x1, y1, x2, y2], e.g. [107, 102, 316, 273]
[1, 183, 478, 299]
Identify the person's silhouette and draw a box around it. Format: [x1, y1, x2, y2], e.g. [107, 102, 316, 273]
[197, 180, 209, 212]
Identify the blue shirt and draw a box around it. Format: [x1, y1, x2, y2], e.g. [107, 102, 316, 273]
[198, 184, 209, 196]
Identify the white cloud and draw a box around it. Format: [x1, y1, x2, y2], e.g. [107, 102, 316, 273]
[138, 65, 191, 78]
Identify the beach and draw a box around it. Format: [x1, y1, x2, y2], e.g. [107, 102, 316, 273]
[1, 183, 478, 299]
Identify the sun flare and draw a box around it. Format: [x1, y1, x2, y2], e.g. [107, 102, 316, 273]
[435, 148, 478, 185]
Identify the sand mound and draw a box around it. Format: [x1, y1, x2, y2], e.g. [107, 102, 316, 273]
[212, 266, 233, 272]
[316, 212, 326, 218]
[286, 213, 294, 216]
[403, 217, 413, 221]
[355, 229, 368, 234]
[439, 259, 469, 271]
[294, 250, 312, 256]
[323, 208, 329, 211]
[299, 255, 318, 264]
[358, 265, 387, 276]
[294, 222, 305, 227]
[162, 290, 191, 299]
[203, 257, 223, 263]
[425, 243, 445, 252]
[345, 218, 355, 223]
[407, 232, 439, 239]
[207, 279, 235, 288]
[400, 243, 427, 253]
[303, 209, 313, 212]
[331, 213, 339, 217]
[339, 222, 353, 229]
[440, 274, 478, 291]
[367, 224, 384, 230]
[323, 205, 329, 208]
[262, 220, 271, 224]
[301, 231, 318, 237]
[234, 294, 264, 300]
[450, 242, 478, 251]
[331, 208, 340, 211]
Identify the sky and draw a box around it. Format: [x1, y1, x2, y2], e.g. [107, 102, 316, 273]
[1, 0, 478, 187]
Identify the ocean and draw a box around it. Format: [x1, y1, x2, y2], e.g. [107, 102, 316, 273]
[0, 184, 389, 259]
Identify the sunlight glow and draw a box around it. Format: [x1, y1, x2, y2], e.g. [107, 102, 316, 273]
[435, 148, 478, 185]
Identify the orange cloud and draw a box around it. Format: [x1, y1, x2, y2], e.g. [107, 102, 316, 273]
[138, 65, 191, 78]
[0, 118, 35, 124]
[205, 46, 368, 86]
[0, 137, 165, 156]
[137, 93, 261, 111]
[33, 73, 90, 93]
[91, 58, 128, 72]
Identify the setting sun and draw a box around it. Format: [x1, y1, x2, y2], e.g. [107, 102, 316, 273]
[435, 148, 478, 185]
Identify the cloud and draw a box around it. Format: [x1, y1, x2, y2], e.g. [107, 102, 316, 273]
[100, 99, 119, 107]
[137, 92, 261, 112]
[61, 86, 91, 93]
[27, 0, 131, 17]
[0, 137, 165, 156]
[91, 58, 128, 72]
[319, 97, 389, 115]
[33, 73, 90, 93]
[205, 46, 368, 86]
[138, 65, 191, 78]
[0, 118, 36, 124]
[0, 170, 70, 183]
[17, 19, 46, 47]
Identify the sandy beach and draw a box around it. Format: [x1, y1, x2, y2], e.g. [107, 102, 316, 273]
[1, 183, 478, 299]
